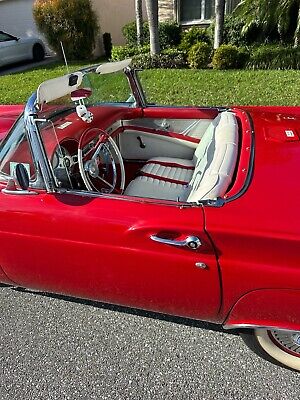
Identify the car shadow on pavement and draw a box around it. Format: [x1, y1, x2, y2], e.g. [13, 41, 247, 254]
[2, 284, 240, 336]
[0, 56, 57, 76]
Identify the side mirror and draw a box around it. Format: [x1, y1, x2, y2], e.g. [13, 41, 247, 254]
[15, 163, 29, 190]
[2, 164, 37, 195]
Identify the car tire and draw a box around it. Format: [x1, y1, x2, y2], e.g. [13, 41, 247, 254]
[32, 44, 45, 62]
[241, 329, 300, 371]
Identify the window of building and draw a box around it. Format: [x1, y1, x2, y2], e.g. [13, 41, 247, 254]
[179, 0, 215, 24]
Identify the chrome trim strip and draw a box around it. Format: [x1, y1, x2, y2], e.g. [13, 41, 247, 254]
[55, 188, 195, 208]
[224, 323, 300, 332]
[225, 110, 255, 203]
[2, 189, 38, 195]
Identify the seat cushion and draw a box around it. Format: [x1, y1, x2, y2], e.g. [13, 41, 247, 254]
[124, 175, 186, 201]
[140, 157, 194, 185]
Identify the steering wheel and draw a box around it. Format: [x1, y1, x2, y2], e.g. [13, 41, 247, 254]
[78, 128, 125, 194]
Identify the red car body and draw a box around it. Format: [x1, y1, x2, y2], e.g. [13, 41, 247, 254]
[0, 105, 23, 140]
[0, 103, 299, 330]
[1, 64, 300, 370]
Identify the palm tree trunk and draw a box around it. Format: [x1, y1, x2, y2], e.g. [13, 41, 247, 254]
[294, 4, 300, 47]
[173, 0, 178, 21]
[145, 0, 160, 54]
[214, 0, 226, 49]
[135, 0, 143, 46]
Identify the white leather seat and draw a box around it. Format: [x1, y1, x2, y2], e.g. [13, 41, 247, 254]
[125, 111, 239, 202]
[140, 157, 194, 185]
[124, 175, 187, 201]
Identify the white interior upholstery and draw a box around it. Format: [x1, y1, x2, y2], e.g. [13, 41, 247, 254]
[125, 112, 239, 202]
[119, 130, 196, 160]
[141, 157, 194, 183]
[124, 176, 187, 201]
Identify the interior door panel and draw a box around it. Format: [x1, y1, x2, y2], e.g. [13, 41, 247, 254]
[119, 130, 197, 160]
[124, 117, 213, 139]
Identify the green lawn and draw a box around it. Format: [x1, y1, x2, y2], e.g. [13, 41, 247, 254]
[0, 62, 300, 106]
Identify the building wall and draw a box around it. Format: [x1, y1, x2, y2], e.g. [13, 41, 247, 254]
[158, 0, 175, 21]
[91, 0, 147, 54]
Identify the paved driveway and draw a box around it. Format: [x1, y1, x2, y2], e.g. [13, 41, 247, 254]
[0, 56, 57, 76]
[0, 284, 298, 400]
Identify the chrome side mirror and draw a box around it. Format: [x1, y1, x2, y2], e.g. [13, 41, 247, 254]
[2, 163, 37, 195]
[15, 163, 29, 190]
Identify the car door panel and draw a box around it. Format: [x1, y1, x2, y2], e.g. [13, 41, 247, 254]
[16, 38, 31, 60]
[119, 130, 196, 160]
[0, 40, 19, 64]
[0, 39, 29, 65]
[0, 192, 221, 321]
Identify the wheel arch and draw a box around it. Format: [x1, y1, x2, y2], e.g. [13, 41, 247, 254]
[223, 288, 300, 331]
[32, 42, 45, 61]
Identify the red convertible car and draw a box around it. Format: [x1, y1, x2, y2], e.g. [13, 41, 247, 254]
[0, 60, 300, 371]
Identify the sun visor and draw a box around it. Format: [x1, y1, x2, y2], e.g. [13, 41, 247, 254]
[37, 72, 83, 105]
[96, 59, 132, 74]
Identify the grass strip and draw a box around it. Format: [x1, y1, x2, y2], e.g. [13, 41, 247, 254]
[0, 63, 299, 106]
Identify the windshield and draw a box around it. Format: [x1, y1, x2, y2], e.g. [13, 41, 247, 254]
[83, 71, 135, 105]
[40, 70, 136, 116]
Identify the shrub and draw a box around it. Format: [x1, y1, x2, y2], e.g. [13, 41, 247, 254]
[208, 15, 276, 47]
[162, 47, 187, 59]
[132, 49, 187, 69]
[247, 45, 300, 70]
[103, 32, 112, 59]
[122, 21, 140, 46]
[180, 27, 211, 52]
[159, 22, 181, 48]
[111, 45, 150, 61]
[212, 44, 242, 70]
[111, 45, 135, 61]
[188, 42, 212, 69]
[237, 47, 251, 68]
[122, 21, 181, 49]
[208, 16, 246, 47]
[33, 0, 99, 60]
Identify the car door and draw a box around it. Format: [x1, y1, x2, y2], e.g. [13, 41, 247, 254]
[0, 190, 221, 321]
[0, 32, 20, 65]
[11, 38, 30, 60]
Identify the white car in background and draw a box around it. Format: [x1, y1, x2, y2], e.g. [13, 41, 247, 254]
[0, 30, 45, 67]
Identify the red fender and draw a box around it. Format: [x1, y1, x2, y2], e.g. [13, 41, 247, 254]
[224, 289, 300, 331]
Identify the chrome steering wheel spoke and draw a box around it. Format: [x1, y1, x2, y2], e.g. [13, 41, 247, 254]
[78, 128, 125, 194]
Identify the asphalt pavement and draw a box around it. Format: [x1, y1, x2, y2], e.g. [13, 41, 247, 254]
[0, 56, 57, 76]
[0, 284, 299, 400]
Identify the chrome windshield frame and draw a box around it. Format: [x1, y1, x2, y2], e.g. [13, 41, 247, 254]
[78, 64, 147, 108]
[24, 92, 56, 192]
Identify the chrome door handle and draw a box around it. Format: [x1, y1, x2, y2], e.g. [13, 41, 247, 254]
[150, 235, 202, 250]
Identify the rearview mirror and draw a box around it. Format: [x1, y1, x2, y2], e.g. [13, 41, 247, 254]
[15, 163, 29, 190]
